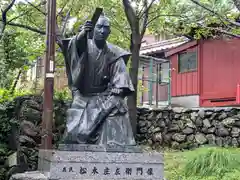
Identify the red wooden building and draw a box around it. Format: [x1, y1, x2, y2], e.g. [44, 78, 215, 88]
[165, 37, 240, 107]
[139, 37, 188, 107]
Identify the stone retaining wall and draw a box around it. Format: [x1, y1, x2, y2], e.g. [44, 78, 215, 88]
[136, 107, 240, 149]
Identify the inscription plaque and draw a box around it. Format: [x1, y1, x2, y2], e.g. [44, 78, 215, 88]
[38, 149, 164, 180]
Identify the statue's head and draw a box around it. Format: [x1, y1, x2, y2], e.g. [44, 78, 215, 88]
[93, 14, 111, 42]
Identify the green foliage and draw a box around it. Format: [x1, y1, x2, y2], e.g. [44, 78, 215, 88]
[165, 147, 240, 180]
[0, 31, 24, 88]
[60, 0, 130, 49]
[0, 27, 44, 89]
[148, 0, 238, 39]
[54, 87, 72, 101]
[0, 96, 20, 179]
[137, 80, 148, 105]
[2, 31, 27, 68]
[0, 88, 32, 102]
[184, 147, 240, 177]
[0, 0, 46, 88]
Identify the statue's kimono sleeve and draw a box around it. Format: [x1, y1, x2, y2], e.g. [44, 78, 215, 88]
[67, 34, 86, 90]
[110, 58, 135, 97]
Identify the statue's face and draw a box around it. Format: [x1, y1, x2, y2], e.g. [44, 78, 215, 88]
[93, 16, 110, 41]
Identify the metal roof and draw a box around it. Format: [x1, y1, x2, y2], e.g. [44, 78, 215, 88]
[139, 55, 169, 66]
[140, 37, 189, 55]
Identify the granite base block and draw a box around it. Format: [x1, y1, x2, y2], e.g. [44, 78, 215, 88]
[58, 144, 142, 153]
[38, 144, 164, 180]
[10, 171, 48, 180]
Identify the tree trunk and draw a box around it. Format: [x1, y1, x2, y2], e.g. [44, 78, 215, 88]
[128, 32, 141, 136]
[10, 69, 22, 95]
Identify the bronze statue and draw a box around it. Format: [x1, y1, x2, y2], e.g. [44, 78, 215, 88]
[63, 13, 136, 146]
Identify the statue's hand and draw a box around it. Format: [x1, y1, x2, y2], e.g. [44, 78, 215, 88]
[77, 20, 93, 40]
[83, 20, 93, 33]
[111, 88, 123, 95]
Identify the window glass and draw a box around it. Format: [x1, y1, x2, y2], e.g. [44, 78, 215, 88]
[178, 51, 197, 73]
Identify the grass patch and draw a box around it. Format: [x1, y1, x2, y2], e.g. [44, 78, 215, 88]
[164, 146, 240, 180]
[184, 147, 240, 177]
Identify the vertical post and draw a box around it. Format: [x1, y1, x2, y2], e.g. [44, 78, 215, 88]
[168, 61, 171, 106]
[141, 66, 145, 106]
[237, 84, 240, 104]
[156, 64, 159, 108]
[41, 0, 56, 150]
[148, 59, 153, 106]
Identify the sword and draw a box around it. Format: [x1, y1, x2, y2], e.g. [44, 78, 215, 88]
[88, 7, 103, 39]
[62, 7, 103, 49]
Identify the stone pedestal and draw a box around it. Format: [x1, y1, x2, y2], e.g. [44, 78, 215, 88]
[10, 144, 164, 180]
[38, 144, 164, 180]
[58, 144, 142, 153]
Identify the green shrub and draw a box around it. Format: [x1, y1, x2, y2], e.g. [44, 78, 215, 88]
[54, 87, 71, 101]
[0, 86, 72, 103]
[0, 88, 32, 102]
[165, 147, 240, 180]
[0, 97, 19, 180]
[183, 147, 240, 178]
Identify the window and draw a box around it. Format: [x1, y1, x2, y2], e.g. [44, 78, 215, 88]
[178, 51, 197, 73]
[160, 62, 170, 83]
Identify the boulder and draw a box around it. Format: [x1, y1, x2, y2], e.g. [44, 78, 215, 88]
[172, 133, 186, 143]
[203, 119, 211, 128]
[222, 117, 236, 127]
[182, 127, 194, 135]
[231, 127, 240, 137]
[195, 133, 207, 145]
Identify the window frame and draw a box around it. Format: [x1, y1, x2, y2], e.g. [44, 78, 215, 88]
[178, 50, 197, 73]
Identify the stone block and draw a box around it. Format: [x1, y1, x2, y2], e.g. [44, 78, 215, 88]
[38, 144, 164, 180]
[10, 171, 48, 180]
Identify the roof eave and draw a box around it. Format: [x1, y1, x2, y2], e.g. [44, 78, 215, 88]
[165, 40, 198, 57]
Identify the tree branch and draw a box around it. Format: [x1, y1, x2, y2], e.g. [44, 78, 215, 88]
[4, 21, 45, 34]
[199, 24, 240, 38]
[143, 14, 186, 32]
[1, 0, 16, 34]
[191, 0, 240, 27]
[55, 22, 64, 48]
[232, 0, 240, 11]
[147, 4, 163, 16]
[137, 1, 146, 17]
[163, 27, 194, 40]
[111, 24, 131, 41]
[1, 0, 16, 15]
[140, 0, 149, 38]
[26, 16, 44, 31]
[56, 1, 69, 18]
[122, 0, 137, 31]
[26, 0, 46, 15]
[109, 12, 131, 41]
[139, 0, 156, 19]
[140, 0, 158, 38]
[61, 9, 71, 37]
[164, 22, 240, 39]
[56, 0, 71, 44]
[8, 11, 31, 23]
[8, 1, 45, 23]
